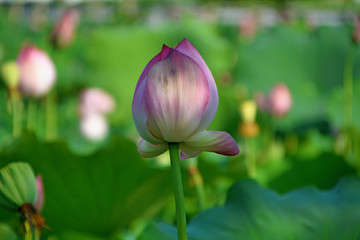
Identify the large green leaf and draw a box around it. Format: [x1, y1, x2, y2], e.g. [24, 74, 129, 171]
[139, 176, 360, 240]
[0, 134, 173, 238]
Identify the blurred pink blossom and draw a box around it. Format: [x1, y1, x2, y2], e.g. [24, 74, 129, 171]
[80, 113, 109, 141]
[34, 175, 44, 213]
[268, 84, 292, 117]
[79, 88, 115, 116]
[17, 45, 56, 97]
[50, 8, 79, 48]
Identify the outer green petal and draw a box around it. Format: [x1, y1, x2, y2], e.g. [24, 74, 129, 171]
[138, 139, 168, 158]
[0, 162, 37, 212]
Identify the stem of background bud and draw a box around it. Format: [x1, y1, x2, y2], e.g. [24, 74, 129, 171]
[45, 89, 57, 141]
[10, 89, 22, 138]
[245, 138, 256, 178]
[344, 44, 356, 129]
[168, 143, 188, 240]
[188, 165, 206, 210]
[24, 221, 32, 240]
[343, 43, 356, 158]
[27, 99, 36, 132]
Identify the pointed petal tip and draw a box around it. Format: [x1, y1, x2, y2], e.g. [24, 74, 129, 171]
[184, 131, 239, 157]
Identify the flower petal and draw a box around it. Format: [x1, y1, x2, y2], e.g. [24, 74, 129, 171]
[132, 78, 162, 144]
[179, 143, 202, 159]
[138, 139, 168, 158]
[135, 45, 172, 92]
[183, 131, 239, 156]
[146, 49, 209, 142]
[175, 39, 219, 133]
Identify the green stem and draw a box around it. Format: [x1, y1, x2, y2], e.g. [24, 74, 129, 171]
[343, 44, 356, 129]
[189, 166, 206, 210]
[246, 138, 256, 178]
[168, 143, 188, 240]
[45, 89, 57, 141]
[27, 99, 37, 132]
[10, 89, 22, 138]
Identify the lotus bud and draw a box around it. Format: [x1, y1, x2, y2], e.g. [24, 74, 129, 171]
[240, 100, 257, 123]
[50, 8, 79, 48]
[239, 13, 257, 40]
[80, 113, 109, 141]
[239, 122, 259, 138]
[17, 46, 56, 97]
[353, 16, 360, 44]
[79, 88, 115, 116]
[1, 61, 20, 89]
[268, 83, 292, 117]
[33, 175, 44, 213]
[132, 39, 239, 159]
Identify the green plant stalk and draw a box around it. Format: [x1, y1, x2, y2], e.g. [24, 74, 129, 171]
[189, 166, 206, 210]
[168, 143, 188, 240]
[45, 89, 57, 141]
[27, 99, 37, 132]
[10, 89, 22, 138]
[24, 220, 32, 240]
[343, 44, 356, 129]
[245, 138, 256, 178]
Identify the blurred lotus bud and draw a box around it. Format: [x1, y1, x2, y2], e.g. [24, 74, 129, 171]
[240, 100, 257, 123]
[80, 88, 115, 116]
[50, 8, 79, 48]
[268, 83, 292, 117]
[33, 175, 44, 213]
[17, 46, 56, 97]
[80, 114, 109, 141]
[353, 16, 360, 44]
[239, 122, 259, 138]
[239, 13, 257, 40]
[1, 61, 19, 89]
[0, 162, 37, 212]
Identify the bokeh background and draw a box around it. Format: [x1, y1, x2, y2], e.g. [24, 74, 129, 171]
[0, 0, 360, 239]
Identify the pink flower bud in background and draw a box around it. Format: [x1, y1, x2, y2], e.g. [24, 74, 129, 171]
[50, 8, 79, 48]
[132, 39, 239, 159]
[80, 114, 109, 141]
[268, 83, 292, 117]
[353, 16, 360, 44]
[33, 175, 44, 213]
[17, 46, 56, 97]
[239, 13, 257, 39]
[79, 88, 115, 116]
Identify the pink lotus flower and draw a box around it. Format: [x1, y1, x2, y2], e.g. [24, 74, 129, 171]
[80, 113, 109, 141]
[17, 46, 56, 97]
[50, 8, 79, 48]
[268, 83, 292, 117]
[79, 88, 115, 116]
[132, 39, 239, 159]
[33, 175, 44, 213]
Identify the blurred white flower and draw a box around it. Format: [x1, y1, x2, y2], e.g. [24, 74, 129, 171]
[80, 113, 109, 141]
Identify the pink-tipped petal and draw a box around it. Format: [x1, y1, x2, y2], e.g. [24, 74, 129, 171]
[179, 143, 202, 159]
[138, 139, 168, 158]
[34, 175, 44, 212]
[146, 50, 209, 142]
[183, 131, 239, 156]
[132, 78, 163, 144]
[175, 39, 218, 133]
[135, 45, 172, 92]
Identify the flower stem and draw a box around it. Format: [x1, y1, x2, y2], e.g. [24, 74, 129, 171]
[45, 89, 57, 141]
[27, 99, 37, 132]
[245, 138, 256, 178]
[168, 143, 188, 240]
[10, 89, 22, 138]
[343, 44, 356, 129]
